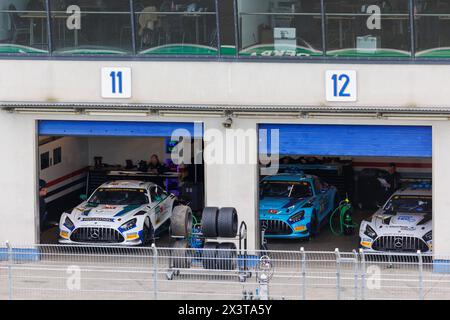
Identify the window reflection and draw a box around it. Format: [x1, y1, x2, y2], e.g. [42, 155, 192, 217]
[135, 0, 218, 56]
[237, 0, 323, 57]
[0, 0, 48, 54]
[325, 0, 411, 58]
[50, 0, 132, 55]
[415, 0, 450, 58]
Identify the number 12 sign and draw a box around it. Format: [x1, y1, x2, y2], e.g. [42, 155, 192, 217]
[101, 67, 132, 99]
[325, 70, 357, 102]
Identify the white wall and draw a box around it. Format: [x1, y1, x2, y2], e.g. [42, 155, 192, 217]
[203, 117, 259, 249]
[87, 137, 167, 167]
[2, 60, 450, 109]
[433, 123, 450, 255]
[0, 111, 37, 245]
[39, 137, 89, 182]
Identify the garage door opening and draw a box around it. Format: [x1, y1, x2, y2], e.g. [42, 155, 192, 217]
[37, 120, 204, 246]
[258, 124, 432, 252]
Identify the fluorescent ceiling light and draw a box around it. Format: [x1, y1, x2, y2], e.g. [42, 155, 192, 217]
[13, 108, 79, 115]
[84, 110, 149, 117]
[159, 111, 223, 117]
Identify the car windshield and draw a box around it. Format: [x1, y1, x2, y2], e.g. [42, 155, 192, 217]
[383, 195, 432, 214]
[260, 181, 313, 198]
[88, 188, 149, 205]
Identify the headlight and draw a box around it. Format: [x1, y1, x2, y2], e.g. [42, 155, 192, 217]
[64, 217, 74, 230]
[288, 210, 305, 223]
[423, 231, 432, 242]
[364, 224, 377, 239]
[120, 218, 137, 232]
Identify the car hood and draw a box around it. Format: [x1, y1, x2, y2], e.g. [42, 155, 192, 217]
[259, 197, 309, 213]
[70, 202, 145, 220]
[371, 211, 431, 228]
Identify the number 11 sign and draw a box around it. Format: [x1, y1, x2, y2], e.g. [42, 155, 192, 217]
[101, 67, 132, 99]
[325, 70, 357, 102]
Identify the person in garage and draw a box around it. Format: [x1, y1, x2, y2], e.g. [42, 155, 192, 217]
[387, 163, 401, 193]
[39, 179, 48, 232]
[147, 154, 166, 174]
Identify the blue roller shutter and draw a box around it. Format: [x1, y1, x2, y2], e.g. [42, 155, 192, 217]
[39, 120, 203, 138]
[259, 124, 431, 157]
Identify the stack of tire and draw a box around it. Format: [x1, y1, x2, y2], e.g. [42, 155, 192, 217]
[170, 205, 193, 269]
[201, 207, 239, 270]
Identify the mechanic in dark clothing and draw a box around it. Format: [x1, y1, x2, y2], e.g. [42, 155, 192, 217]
[148, 154, 166, 174]
[387, 163, 401, 194]
[39, 179, 48, 232]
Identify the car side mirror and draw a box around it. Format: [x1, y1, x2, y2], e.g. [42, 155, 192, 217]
[80, 194, 87, 201]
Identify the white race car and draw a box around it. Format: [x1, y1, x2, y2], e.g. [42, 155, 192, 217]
[359, 184, 432, 253]
[59, 180, 182, 246]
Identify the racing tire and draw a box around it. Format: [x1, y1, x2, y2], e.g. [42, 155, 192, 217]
[217, 207, 238, 238]
[216, 242, 237, 270]
[170, 205, 193, 238]
[201, 207, 219, 237]
[170, 239, 192, 269]
[202, 241, 219, 270]
[141, 218, 154, 246]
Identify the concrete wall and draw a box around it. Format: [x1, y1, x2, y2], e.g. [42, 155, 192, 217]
[2, 60, 450, 108]
[87, 137, 167, 167]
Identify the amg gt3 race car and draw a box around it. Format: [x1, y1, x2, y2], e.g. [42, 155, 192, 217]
[259, 173, 338, 239]
[59, 180, 178, 246]
[359, 184, 432, 253]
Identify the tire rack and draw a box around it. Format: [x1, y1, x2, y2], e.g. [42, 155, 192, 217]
[166, 221, 252, 282]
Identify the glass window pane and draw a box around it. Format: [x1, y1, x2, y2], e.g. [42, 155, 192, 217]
[325, 0, 411, 58]
[51, 0, 132, 55]
[0, 0, 48, 54]
[218, 0, 236, 56]
[135, 0, 218, 56]
[415, 0, 450, 58]
[237, 0, 323, 58]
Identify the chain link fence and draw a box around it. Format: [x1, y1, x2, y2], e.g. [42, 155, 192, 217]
[1, 242, 450, 300]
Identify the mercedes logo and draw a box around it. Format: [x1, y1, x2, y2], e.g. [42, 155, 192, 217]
[90, 228, 100, 239]
[394, 237, 404, 249]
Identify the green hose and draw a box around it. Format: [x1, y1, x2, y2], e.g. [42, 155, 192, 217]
[329, 199, 359, 236]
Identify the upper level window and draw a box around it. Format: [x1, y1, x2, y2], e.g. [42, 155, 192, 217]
[415, 0, 450, 58]
[325, 0, 411, 58]
[51, 0, 133, 55]
[135, 0, 218, 56]
[237, 0, 323, 58]
[0, 0, 48, 54]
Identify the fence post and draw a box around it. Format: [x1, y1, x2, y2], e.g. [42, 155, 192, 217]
[352, 250, 358, 300]
[300, 247, 306, 300]
[151, 243, 158, 300]
[417, 250, 424, 300]
[359, 249, 366, 300]
[335, 248, 341, 300]
[6, 241, 12, 300]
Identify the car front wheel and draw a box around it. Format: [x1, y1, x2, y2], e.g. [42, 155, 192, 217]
[142, 218, 155, 246]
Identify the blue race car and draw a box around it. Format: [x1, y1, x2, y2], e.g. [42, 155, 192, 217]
[259, 174, 339, 239]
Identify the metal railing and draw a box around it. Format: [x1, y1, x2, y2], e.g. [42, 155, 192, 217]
[1, 242, 450, 300]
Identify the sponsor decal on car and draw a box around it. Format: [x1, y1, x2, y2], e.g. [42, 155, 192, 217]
[82, 217, 114, 222]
